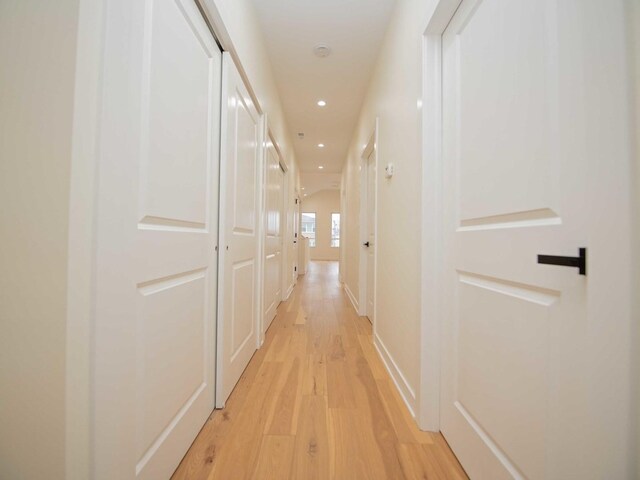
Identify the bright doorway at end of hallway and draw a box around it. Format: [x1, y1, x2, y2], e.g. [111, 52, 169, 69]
[300, 189, 341, 262]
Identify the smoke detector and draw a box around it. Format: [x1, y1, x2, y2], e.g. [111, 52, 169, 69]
[313, 44, 332, 58]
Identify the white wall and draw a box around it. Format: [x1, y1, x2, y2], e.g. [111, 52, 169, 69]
[301, 189, 341, 261]
[341, 0, 440, 412]
[0, 1, 80, 477]
[630, 0, 640, 471]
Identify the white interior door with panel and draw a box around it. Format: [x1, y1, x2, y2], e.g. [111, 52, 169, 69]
[440, 0, 634, 478]
[93, 0, 221, 478]
[365, 150, 376, 322]
[217, 53, 261, 407]
[263, 138, 285, 329]
[362, 138, 377, 323]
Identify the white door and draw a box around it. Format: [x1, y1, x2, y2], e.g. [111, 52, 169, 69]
[217, 53, 261, 407]
[365, 148, 376, 322]
[440, 0, 634, 479]
[293, 195, 301, 281]
[263, 143, 285, 329]
[93, 0, 221, 478]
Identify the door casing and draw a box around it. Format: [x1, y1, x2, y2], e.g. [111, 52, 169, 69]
[418, 0, 462, 433]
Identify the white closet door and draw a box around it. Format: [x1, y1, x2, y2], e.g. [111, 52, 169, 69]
[216, 53, 261, 407]
[264, 142, 284, 329]
[365, 148, 376, 322]
[94, 0, 221, 478]
[440, 0, 633, 478]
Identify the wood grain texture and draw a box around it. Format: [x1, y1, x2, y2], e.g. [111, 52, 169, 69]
[172, 261, 468, 480]
[251, 435, 295, 480]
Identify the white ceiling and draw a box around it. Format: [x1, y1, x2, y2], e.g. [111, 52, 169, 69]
[251, 0, 396, 174]
[300, 172, 341, 198]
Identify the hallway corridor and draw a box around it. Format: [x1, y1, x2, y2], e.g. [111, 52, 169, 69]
[172, 261, 467, 479]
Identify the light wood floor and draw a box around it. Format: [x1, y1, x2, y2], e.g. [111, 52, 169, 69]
[172, 261, 468, 480]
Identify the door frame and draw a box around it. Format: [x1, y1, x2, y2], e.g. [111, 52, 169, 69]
[358, 119, 379, 328]
[418, 0, 464, 433]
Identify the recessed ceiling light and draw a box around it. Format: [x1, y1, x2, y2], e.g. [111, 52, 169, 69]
[301, 187, 305, 190]
[318, 143, 325, 148]
[317, 100, 326, 107]
[313, 44, 331, 58]
[318, 165, 324, 169]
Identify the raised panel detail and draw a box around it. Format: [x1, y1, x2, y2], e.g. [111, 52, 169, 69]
[456, 272, 557, 479]
[233, 92, 257, 233]
[456, 0, 559, 223]
[140, 0, 214, 228]
[266, 150, 281, 237]
[264, 253, 279, 314]
[231, 259, 255, 359]
[458, 208, 561, 232]
[136, 269, 207, 461]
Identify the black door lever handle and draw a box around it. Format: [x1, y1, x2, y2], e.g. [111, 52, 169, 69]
[537, 247, 586, 276]
[363, 241, 370, 247]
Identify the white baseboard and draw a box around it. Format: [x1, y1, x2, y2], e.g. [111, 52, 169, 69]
[344, 283, 359, 312]
[374, 333, 417, 417]
[284, 283, 294, 301]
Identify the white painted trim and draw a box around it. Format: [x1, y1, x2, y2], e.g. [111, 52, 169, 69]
[374, 333, 417, 417]
[256, 115, 268, 348]
[632, 4, 640, 473]
[344, 283, 359, 313]
[276, 133, 289, 306]
[358, 161, 367, 316]
[284, 282, 295, 301]
[66, 0, 106, 476]
[215, 53, 231, 408]
[419, 0, 462, 432]
[256, 112, 267, 348]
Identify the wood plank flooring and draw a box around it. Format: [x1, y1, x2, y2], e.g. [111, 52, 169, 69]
[172, 261, 468, 480]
